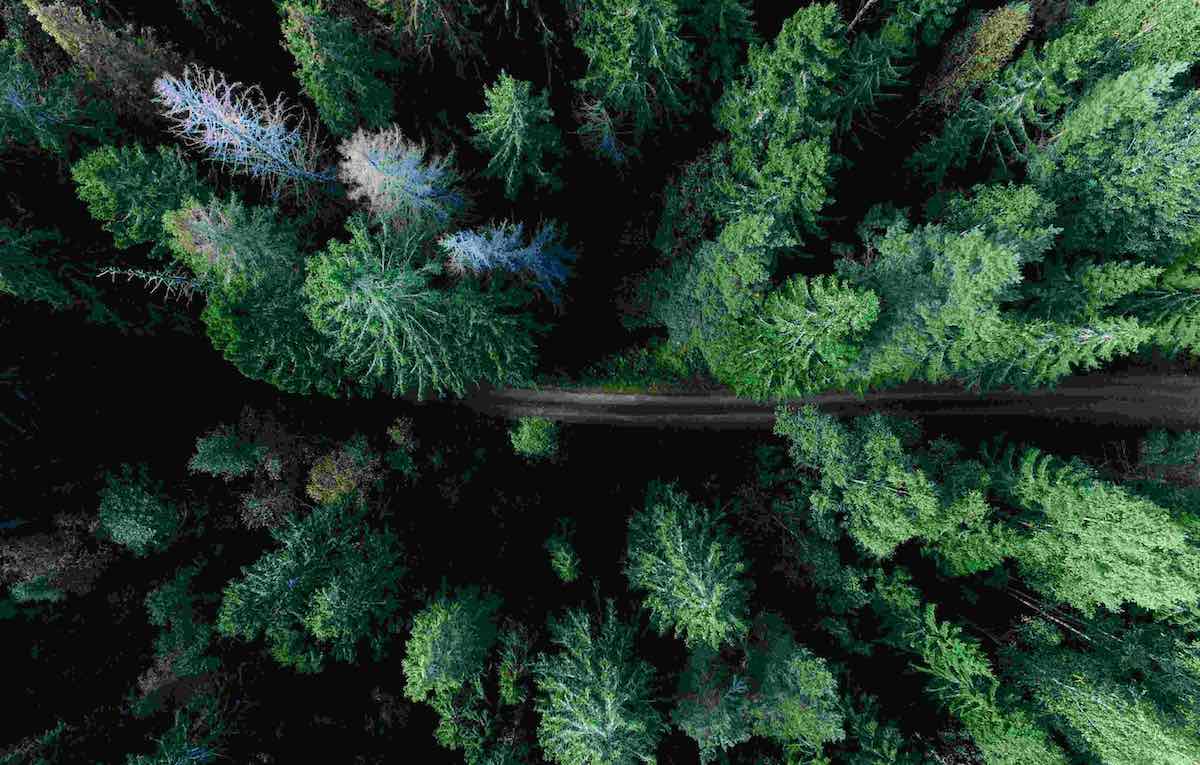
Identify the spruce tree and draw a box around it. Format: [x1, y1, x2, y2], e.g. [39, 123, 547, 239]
[468, 72, 563, 199]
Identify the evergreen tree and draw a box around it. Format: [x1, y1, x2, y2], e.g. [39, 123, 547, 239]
[163, 194, 299, 293]
[138, 565, 219, 710]
[0, 37, 104, 153]
[676, 0, 757, 101]
[71, 144, 207, 255]
[923, 3, 1031, 111]
[96, 464, 182, 558]
[366, 0, 484, 69]
[544, 519, 580, 583]
[188, 424, 265, 481]
[710, 274, 879, 399]
[715, 3, 843, 240]
[402, 587, 502, 704]
[304, 215, 534, 398]
[625, 481, 751, 649]
[155, 64, 334, 194]
[984, 443, 1200, 615]
[468, 72, 563, 199]
[280, 1, 397, 137]
[216, 499, 405, 673]
[572, 0, 692, 142]
[509, 416, 558, 460]
[1028, 62, 1200, 262]
[534, 602, 664, 765]
[0, 224, 71, 309]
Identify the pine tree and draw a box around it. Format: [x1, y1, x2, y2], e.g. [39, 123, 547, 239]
[710, 274, 879, 399]
[163, 194, 299, 293]
[468, 72, 563, 199]
[402, 587, 502, 703]
[626, 481, 751, 649]
[573, 0, 692, 141]
[154, 64, 334, 195]
[337, 126, 466, 229]
[533, 602, 664, 765]
[984, 444, 1200, 615]
[0, 37, 105, 153]
[715, 3, 843, 239]
[71, 144, 208, 255]
[280, 1, 397, 137]
[217, 499, 405, 673]
[96, 464, 182, 558]
[1028, 63, 1200, 262]
[0, 224, 71, 309]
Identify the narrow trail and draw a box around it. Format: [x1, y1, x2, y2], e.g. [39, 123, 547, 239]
[463, 372, 1200, 429]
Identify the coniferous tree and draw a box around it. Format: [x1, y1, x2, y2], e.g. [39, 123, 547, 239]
[676, 0, 757, 101]
[367, 0, 484, 70]
[468, 72, 563, 199]
[534, 602, 664, 765]
[572, 0, 692, 146]
[72, 144, 208, 255]
[438, 221, 575, 303]
[509, 416, 558, 460]
[402, 587, 502, 705]
[0, 224, 71, 309]
[625, 481, 751, 649]
[217, 499, 405, 673]
[96, 464, 182, 558]
[280, 1, 398, 137]
[0, 37, 107, 153]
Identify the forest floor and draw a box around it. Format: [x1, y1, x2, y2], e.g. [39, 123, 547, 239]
[466, 371, 1200, 428]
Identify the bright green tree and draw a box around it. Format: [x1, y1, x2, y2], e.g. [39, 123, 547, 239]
[402, 587, 502, 704]
[626, 481, 751, 649]
[534, 602, 664, 765]
[984, 443, 1200, 615]
[97, 464, 182, 557]
[216, 499, 405, 672]
[544, 519, 580, 583]
[72, 144, 207, 256]
[304, 215, 534, 398]
[280, 1, 397, 137]
[509, 416, 558, 460]
[468, 73, 562, 199]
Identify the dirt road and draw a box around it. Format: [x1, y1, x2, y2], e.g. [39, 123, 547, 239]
[464, 372, 1200, 429]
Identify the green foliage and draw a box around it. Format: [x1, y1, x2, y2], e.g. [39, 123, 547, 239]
[0, 225, 71, 309]
[164, 194, 299, 293]
[469, 72, 563, 199]
[677, 0, 757, 98]
[1029, 63, 1200, 262]
[304, 216, 534, 398]
[402, 587, 501, 703]
[534, 602, 664, 765]
[710, 274, 879, 399]
[0, 36, 104, 153]
[626, 481, 751, 649]
[97, 464, 182, 557]
[10, 576, 65, 603]
[544, 519, 579, 583]
[188, 424, 265, 481]
[367, 0, 484, 67]
[216, 500, 405, 672]
[144, 566, 218, 679]
[750, 616, 845, 756]
[985, 444, 1200, 615]
[672, 644, 755, 761]
[280, 1, 397, 137]
[72, 144, 207, 255]
[509, 416, 557, 460]
[497, 622, 534, 707]
[573, 0, 692, 140]
[716, 3, 843, 239]
[124, 693, 226, 765]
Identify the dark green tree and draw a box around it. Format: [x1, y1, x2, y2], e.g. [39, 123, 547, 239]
[0, 225, 71, 310]
[280, 1, 398, 137]
[96, 464, 182, 558]
[216, 499, 405, 672]
[72, 144, 208, 256]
